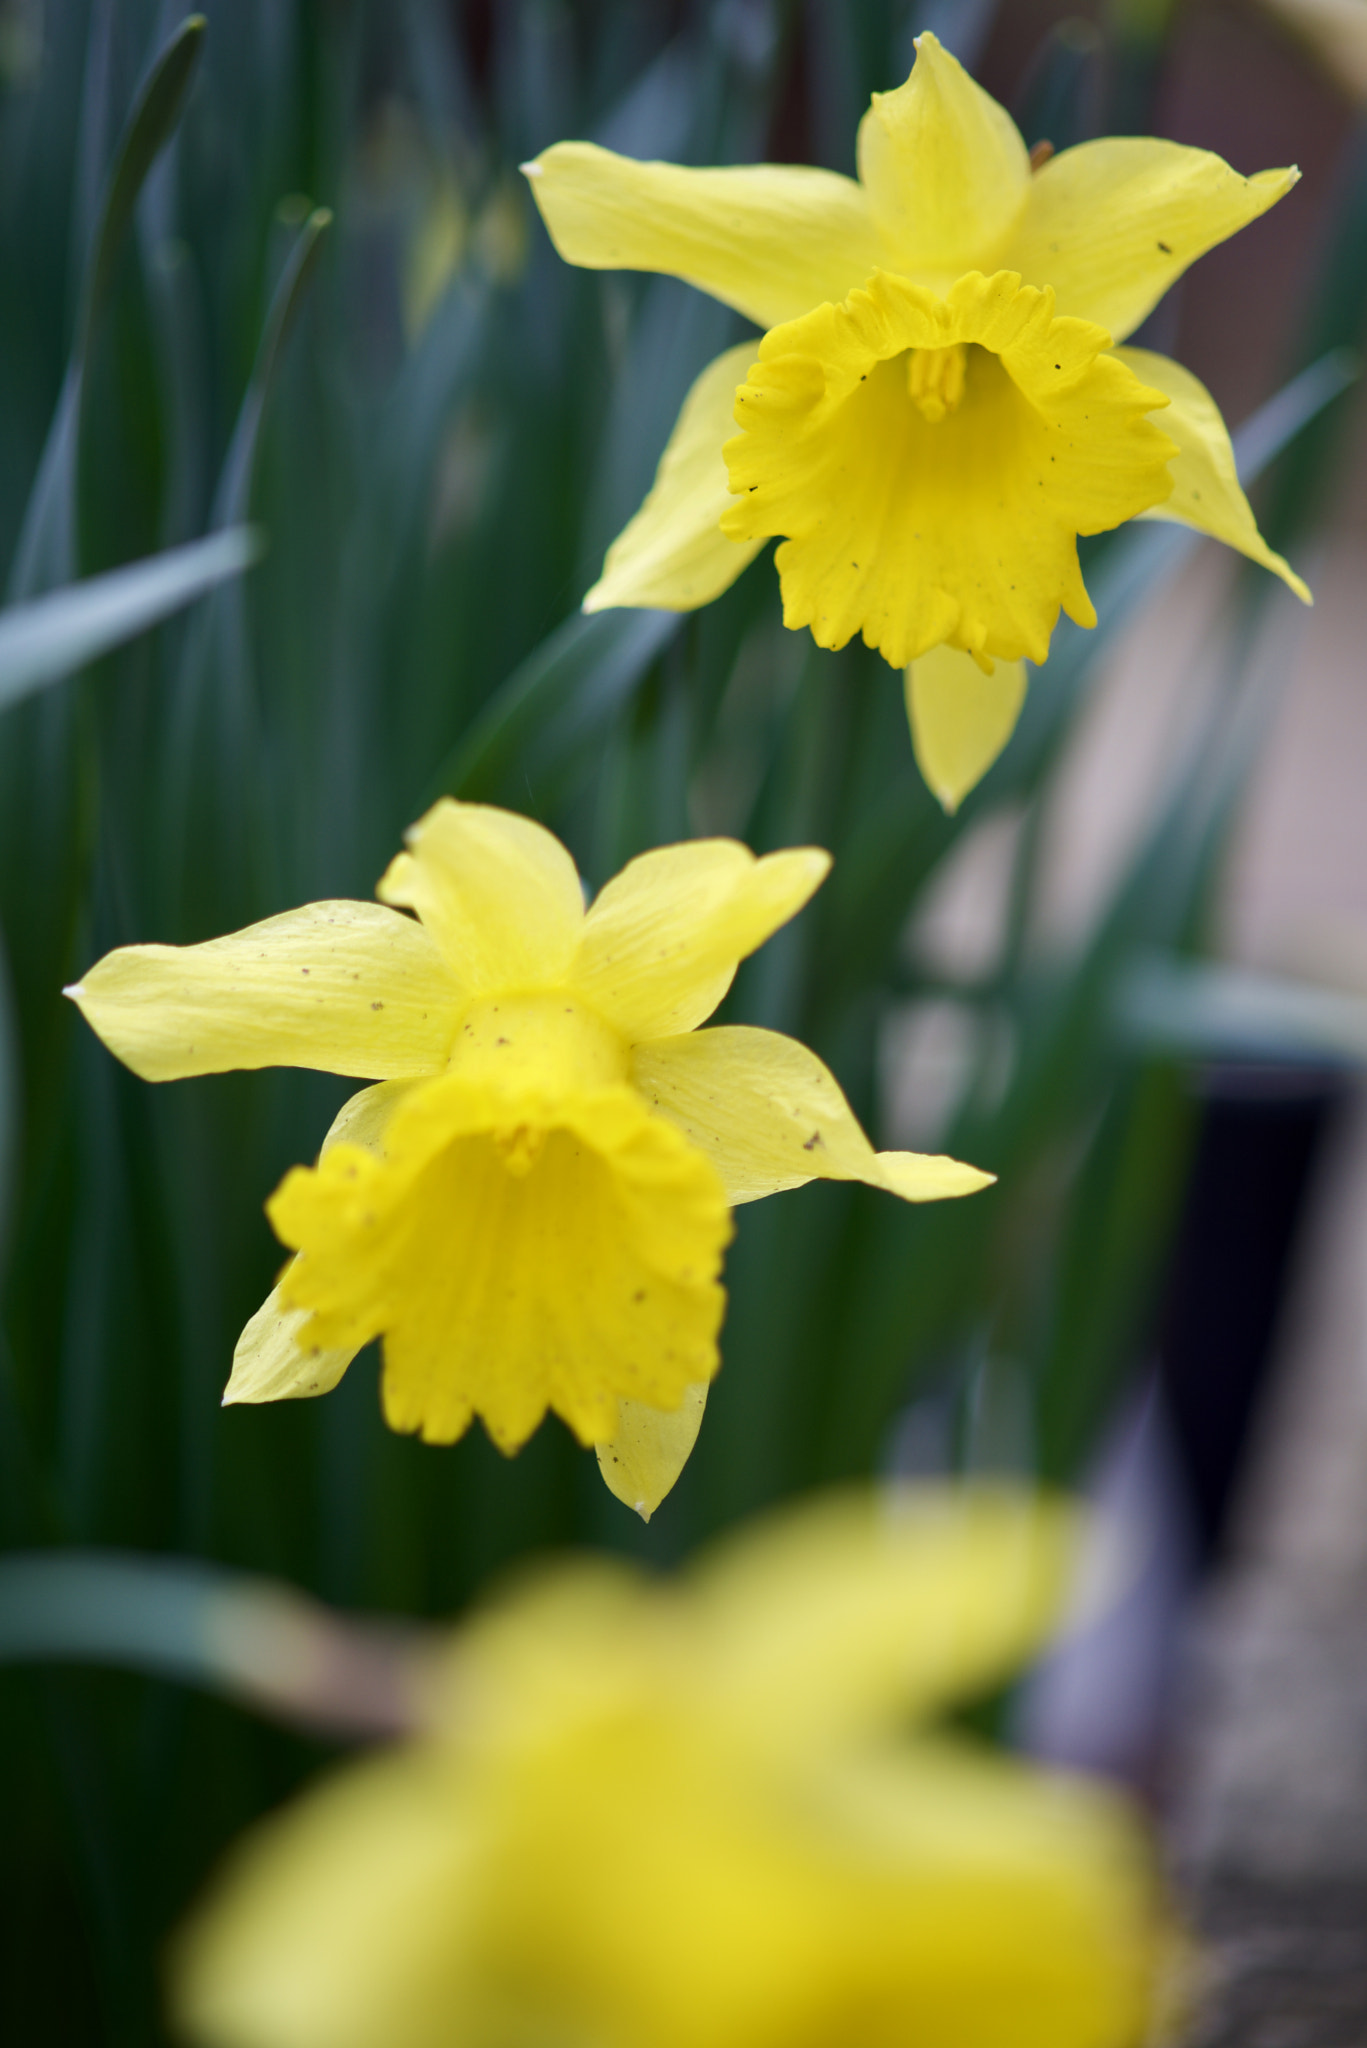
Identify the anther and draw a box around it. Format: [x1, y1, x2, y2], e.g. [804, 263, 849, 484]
[907, 344, 968, 424]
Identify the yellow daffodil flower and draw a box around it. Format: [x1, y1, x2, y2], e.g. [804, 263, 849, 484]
[66, 801, 990, 1513]
[525, 30, 1309, 806]
[172, 1485, 1169, 2048]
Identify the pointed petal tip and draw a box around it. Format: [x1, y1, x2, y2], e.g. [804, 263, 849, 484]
[519, 158, 542, 179]
[875, 1151, 998, 1201]
[633, 1499, 653, 1523]
[61, 982, 84, 1002]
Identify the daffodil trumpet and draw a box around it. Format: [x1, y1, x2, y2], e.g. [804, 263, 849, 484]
[66, 801, 992, 1514]
[525, 29, 1309, 808]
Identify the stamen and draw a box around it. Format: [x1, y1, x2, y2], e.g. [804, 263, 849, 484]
[906, 344, 968, 424]
[496, 1124, 547, 1175]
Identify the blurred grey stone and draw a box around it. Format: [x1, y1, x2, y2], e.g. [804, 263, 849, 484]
[1166, 1095, 1367, 2044]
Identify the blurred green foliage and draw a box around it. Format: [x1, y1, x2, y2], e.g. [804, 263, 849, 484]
[0, 1, 1360, 2039]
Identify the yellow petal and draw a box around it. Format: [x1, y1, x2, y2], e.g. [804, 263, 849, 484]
[65, 902, 458, 1083]
[691, 1485, 1076, 1745]
[905, 645, 1028, 813]
[1117, 346, 1312, 601]
[269, 1076, 731, 1455]
[224, 1285, 358, 1407]
[874, 1151, 998, 1200]
[856, 32, 1031, 279]
[171, 1742, 478, 2048]
[377, 799, 583, 993]
[1004, 138, 1299, 342]
[811, 1737, 1164, 2045]
[584, 343, 765, 613]
[225, 1082, 414, 1405]
[723, 268, 1177, 670]
[573, 841, 830, 1041]
[522, 141, 887, 329]
[596, 1382, 709, 1521]
[632, 1025, 993, 1205]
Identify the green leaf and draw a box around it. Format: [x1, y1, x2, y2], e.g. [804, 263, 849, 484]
[1120, 953, 1367, 1066]
[0, 528, 263, 712]
[214, 206, 334, 526]
[7, 15, 208, 600]
[0, 1549, 425, 1737]
[78, 16, 209, 362]
[427, 606, 679, 806]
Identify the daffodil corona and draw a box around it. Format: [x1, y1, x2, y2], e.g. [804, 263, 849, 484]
[173, 1487, 1169, 2048]
[525, 31, 1309, 797]
[66, 802, 990, 1512]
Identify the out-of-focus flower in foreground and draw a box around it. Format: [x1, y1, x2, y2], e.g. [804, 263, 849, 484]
[525, 30, 1309, 806]
[66, 800, 990, 1513]
[172, 1486, 1168, 2048]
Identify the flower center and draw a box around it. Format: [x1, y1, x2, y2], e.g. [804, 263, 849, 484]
[722, 269, 1178, 669]
[906, 342, 968, 424]
[448, 991, 630, 1096]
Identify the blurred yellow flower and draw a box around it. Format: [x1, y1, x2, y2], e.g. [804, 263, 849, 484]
[66, 801, 990, 1512]
[525, 30, 1309, 801]
[172, 1486, 1167, 2048]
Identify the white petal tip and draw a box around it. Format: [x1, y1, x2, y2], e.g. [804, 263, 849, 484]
[61, 983, 84, 1001]
[519, 159, 542, 179]
[633, 1500, 652, 1523]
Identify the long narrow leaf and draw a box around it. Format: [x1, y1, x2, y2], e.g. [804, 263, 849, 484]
[429, 606, 678, 804]
[0, 1550, 430, 1737]
[214, 206, 333, 527]
[78, 15, 208, 359]
[0, 527, 263, 711]
[6, 14, 208, 600]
